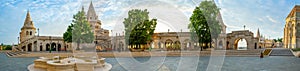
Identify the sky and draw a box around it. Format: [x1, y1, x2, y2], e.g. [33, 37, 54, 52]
[0, 0, 300, 44]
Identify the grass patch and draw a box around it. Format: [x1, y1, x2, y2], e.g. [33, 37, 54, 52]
[292, 48, 300, 51]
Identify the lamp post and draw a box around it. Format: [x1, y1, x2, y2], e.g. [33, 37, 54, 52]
[49, 36, 52, 53]
[17, 37, 19, 44]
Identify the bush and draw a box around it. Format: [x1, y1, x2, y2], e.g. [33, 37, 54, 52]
[292, 48, 300, 51]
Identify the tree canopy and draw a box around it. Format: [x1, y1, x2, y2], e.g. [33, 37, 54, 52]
[188, 6, 211, 50]
[198, 1, 221, 39]
[63, 10, 94, 50]
[63, 24, 73, 43]
[123, 9, 157, 50]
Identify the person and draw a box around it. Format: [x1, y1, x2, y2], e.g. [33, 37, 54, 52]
[260, 52, 264, 58]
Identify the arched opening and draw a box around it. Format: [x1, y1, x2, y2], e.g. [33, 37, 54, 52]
[30, 31, 32, 35]
[226, 41, 229, 49]
[184, 39, 189, 50]
[118, 42, 123, 51]
[46, 44, 50, 51]
[218, 41, 223, 48]
[33, 41, 37, 51]
[254, 43, 257, 49]
[174, 41, 181, 50]
[27, 43, 32, 51]
[165, 39, 173, 50]
[234, 38, 247, 50]
[51, 43, 57, 51]
[40, 45, 43, 51]
[26, 31, 29, 35]
[58, 44, 62, 51]
[22, 46, 26, 51]
[158, 42, 161, 48]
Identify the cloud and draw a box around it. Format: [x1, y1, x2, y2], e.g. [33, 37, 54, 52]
[266, 15, 279, 24]
[0, 0, 297, 44]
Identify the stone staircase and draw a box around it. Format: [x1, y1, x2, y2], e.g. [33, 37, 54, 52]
[269, 48, 294, 56]
[225, 50, 261, 56]
[263, 49, 272, 56]
[6, 51, 28, 57]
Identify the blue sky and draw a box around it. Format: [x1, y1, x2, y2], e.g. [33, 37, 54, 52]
[0, 0, 299, 44]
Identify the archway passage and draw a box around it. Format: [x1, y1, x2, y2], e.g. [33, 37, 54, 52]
[51, 43, 57, 51]
[226, 30, 259, 50]
[46, 44, 50, 51]
[218, 41, 223, 48]
[27, 43, 32, 51]
[58, 44, 62, 51]
[165, 39, 173, 50]
[22, 46, 26, 51]
[40, 45, 43, 51]
[234, 38, 247, 50]
[174, 41, 181, 50]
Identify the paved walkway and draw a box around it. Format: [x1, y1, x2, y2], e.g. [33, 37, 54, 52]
[269, 48, 294, 56]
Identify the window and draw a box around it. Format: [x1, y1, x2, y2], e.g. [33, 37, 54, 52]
[26, 31, 29, 35]
[95, 26, 99, 29]
[90, 17, 92, 20]
[30, 31, 32, 35]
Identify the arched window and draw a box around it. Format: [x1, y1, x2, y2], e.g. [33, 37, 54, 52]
[30, 31, 32, 35]
[26, 31, 29, 35]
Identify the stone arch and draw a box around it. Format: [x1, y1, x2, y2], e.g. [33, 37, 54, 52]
[174, 40, 181, 50]
[46, 44, 50, 51]
[218, 40, 223, 48]
[165, 39, 173, 50]
[51, 43, 57, 51]
[118, 42, 124, 51]
[22, 46, 26, 51]
[158, 41, 162, 48]
[26, 31, 29, 35]
[58, 44, 62, 51]
[183, 39, 190, 50]
[27, 43, 32, 51]
[233, 38, 248, 50]
[33, 41, 37, 51]
[254, 43, 257, 49]
[30, 31, 32, 35]
[40, 45, 43, 51]
[226, 30, 258, 50]
[226, 41, 229, 49]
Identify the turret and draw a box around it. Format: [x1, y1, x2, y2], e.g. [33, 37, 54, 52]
[20, 10, 36, 42]
[87, 1, 101, 36]
[257, 28, 260, 38]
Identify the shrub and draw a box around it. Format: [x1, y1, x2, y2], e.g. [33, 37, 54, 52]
[292, 48, 300, 51]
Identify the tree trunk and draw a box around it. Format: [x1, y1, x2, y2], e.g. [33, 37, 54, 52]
[76, 41, 80, 50]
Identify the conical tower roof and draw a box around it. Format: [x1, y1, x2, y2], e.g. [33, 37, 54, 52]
[21, 10, 35, 30]
[87, 1, 97, 20]
[257, 28, 260, 38]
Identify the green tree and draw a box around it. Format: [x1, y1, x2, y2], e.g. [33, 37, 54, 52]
[198, 1, 221, 39]
[71, 10, 94, 50]
[273, 39, 278, 42]
[4, 45, 12, 50]
[123, 9, 157, 51]
[188, 6, 211, 51]
[63, 24, 73, 43]
[277, 38, 283, 42]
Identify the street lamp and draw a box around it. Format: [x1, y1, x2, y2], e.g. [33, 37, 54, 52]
[49, 36, 52, 53]
[17, 37, 19, 44]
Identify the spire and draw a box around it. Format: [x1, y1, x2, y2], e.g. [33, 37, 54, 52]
[21, 10, 35, 30]
[81, 6, 84, 12]
[87, 1, 97, 20]
[257, 28, 260, 38]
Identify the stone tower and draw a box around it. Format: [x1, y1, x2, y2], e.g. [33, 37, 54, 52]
[20, 10, 36, 42]
[86, 1, 101, 36]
